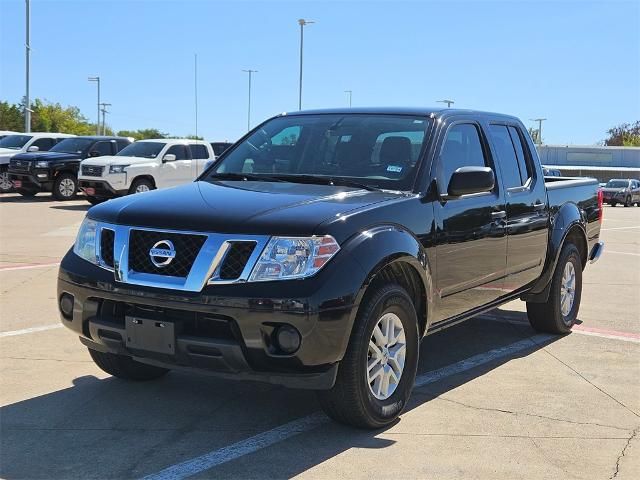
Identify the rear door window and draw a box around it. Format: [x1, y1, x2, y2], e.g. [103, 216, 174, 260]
[489, 125, 523, 189]
[189, 144, 210, 159]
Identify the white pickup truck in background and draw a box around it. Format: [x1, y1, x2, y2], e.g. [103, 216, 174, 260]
[78, 139, 214, 204]
[0, 132, 75, 193]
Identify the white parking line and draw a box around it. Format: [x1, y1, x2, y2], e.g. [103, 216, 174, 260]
[141, 333, 552, 480]
[605, 250, 640, 257]
[601, 225, 640, 231]
[0, 324, 62, 338]
[0, 262, 60, 272]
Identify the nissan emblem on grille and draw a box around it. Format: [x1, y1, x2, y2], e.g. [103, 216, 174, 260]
[149, 240, 176, 267]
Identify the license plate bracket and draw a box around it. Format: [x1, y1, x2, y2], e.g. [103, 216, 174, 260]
[125, 316, 175, 355]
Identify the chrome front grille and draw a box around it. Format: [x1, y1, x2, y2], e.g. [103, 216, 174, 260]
[9, 159, 31, 172]
[94, 222, 269, 292]
[81, 165, 104, 177]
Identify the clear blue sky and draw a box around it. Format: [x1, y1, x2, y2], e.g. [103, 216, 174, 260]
[1, 0, 638, 144]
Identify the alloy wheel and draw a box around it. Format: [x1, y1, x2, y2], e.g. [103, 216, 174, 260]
[560, 261, 576, 318]
[59, 178, 76, 198]
[367, 312, 406, 400]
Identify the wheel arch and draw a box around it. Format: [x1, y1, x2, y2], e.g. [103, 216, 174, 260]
[130, 174, 156, 189]
[522, 202, 588, 303]
[343, 225, 434, 338]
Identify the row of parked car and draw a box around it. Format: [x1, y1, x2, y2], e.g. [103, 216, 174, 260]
[0, 132, 232, 203]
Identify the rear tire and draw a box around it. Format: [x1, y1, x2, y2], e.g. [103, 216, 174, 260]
[317, 284, 419, 429]
[526, 243, 582, 334]
[88, 349, 169, 381]
[129, 178, 154, 195]
[53, 173, 77, 200]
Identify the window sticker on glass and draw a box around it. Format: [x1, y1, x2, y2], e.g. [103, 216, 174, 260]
[387, 165, 403, 173]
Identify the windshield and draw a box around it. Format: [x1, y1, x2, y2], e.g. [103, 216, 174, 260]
[605, 180, 629, 188]
[50, 138, 94, 154]
[206, 114, 432, 190]
[117, 142, 165, 158]
[0, 135, 32, 149]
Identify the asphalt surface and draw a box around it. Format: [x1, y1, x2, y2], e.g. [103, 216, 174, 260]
[0, 192, 638, 480]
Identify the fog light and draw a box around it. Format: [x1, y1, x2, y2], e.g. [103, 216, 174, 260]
[59, 293, 74, 319]
[275, 325, 301, 354]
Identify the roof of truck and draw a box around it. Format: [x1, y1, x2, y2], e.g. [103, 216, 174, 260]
[284, 107, 520, 121]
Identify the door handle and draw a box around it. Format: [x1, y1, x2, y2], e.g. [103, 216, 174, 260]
[533, 202, 546, 211]
[491, 210, 507, 220]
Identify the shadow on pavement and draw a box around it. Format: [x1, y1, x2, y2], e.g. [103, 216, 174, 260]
[0, 311, 559, 479]
[49, 203, 91, 211]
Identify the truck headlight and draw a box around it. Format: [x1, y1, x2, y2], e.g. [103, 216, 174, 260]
[109, 165, 129, 174]
[35, 161, 49, 168]
[73, 217, 98, 265]
[249, 236, 340, 282]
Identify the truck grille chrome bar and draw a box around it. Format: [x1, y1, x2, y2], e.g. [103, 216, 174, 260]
[94, 222, 269, 292]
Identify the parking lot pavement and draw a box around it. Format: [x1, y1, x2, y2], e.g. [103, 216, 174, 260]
[1, 195, 639, 479]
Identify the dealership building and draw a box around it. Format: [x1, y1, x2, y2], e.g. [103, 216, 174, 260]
[537, 145, 640, 181]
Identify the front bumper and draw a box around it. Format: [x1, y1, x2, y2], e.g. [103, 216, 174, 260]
[79, 179, 127, 198]
[8, 170, 53, 191]
[57, 250, 364, 389]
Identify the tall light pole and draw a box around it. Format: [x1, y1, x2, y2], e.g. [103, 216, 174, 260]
[298, 18, 315, 110]
[530, 118, 547, 145]
[99, 103, 111, 135]
[24, 0, 31, 132]
[88, 76, 100, 135]
[344, 90, 352, 107]
[242, 69, 257, 132]
[437, 99, 455, 108]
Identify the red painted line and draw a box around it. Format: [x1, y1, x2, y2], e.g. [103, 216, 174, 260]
[571, 324, 640, 340]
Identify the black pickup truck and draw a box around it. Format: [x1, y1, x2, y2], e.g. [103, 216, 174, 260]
[8, 136, 131, 200]
[58, 108, 603, 428]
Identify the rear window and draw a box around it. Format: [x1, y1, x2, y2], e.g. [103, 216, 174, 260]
[189, 144, 210, 159]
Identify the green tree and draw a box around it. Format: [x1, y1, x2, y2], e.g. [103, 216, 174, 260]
[604, 121, 640, 147]
[116, 128, 168, 140]
[0, 101, 23, 131]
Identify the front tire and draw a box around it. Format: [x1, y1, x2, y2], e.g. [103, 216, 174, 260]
[53, 173, 77, 200]
[129, 178, 155, 195]
[88, 349, 169, 381]
[317, 284, 419, 429]
[0, 166, 13, 193]
[526, 243, 582, 334]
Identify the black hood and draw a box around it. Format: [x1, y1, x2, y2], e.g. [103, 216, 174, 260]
[12, 151, 82, 162]
[88, 180, 406, 237]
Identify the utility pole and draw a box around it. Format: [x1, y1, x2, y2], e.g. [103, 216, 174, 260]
[242, 69, 257, 131]
[88, 76, 100, 135]
[530, 118, 547, 145]
[99, 103, 111, 135]
[194, 53, 198, 140]
[437, 99, 455, 108]
[298, 19, 315, 110]
[24, 0, 31, 132]
[344, 90, 352, 107]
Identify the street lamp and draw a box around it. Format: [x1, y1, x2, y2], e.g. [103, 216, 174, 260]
[88, 76, 100, 135]
[437, 99, 455, 108]
[24, 0, 31, 132]
[99, 102, 111, 135]
[298, 18, 315, 110]
[242, 69, 258, 132]
[530, 118, 547, 145]
[344, 90, 352, 107]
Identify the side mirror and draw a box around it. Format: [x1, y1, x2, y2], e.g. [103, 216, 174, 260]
[27, 146, 39, 152]
[447, 166, 495, 197]
[88, 150, 101, 157]
[162, 154, 176, 163]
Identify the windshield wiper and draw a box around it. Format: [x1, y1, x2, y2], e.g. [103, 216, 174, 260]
[208, 172, 286, 183]
[272, 174, 383, 192]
